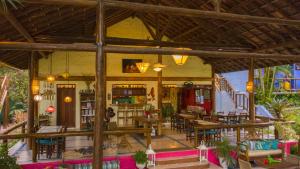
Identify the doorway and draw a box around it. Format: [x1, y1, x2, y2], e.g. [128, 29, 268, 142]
[57, 84, 76, 127]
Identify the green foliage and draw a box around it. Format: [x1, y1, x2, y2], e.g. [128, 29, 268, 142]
[0, 144, 20, 169]
[283, 109, 300, 134]
[291, 145, 298, 155]
[215, 138, 236, 167]
[0, 67, 28, 122]
[266, 97, 289, 119]
[274, 122, 299, 140]
[0, 0, 22, 11]
[133, 150, 148, 164]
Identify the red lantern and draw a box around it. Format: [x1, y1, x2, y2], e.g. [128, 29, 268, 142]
[46, 105, 55, 113]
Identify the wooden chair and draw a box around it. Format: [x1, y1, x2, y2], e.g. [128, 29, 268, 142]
[175, 115, 184, 133]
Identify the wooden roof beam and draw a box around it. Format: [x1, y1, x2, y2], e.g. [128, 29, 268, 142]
[23, 0, 300, 27]
[1, 41, 300, 60]
[0, 10, 47, 58]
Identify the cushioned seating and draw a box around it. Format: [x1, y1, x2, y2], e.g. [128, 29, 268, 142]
[238, 139, 283, 161]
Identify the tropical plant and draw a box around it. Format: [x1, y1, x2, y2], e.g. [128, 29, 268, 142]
[133, 150, 148, 164]
[162, 103, 174, 120]
[0, 0, 22, 12]
[274, 122, 299, 141]
[215, 138, 236, 168]
[0, 144, 20, 169]
[266, 97, 289, 119]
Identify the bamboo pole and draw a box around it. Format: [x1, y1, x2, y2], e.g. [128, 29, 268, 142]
[94, 0, 105, 168]
[248, 57, 255, 122]
[2, 42, 300, 60]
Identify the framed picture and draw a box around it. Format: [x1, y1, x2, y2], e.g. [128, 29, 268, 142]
[122, 59, 142, 73]
[295, 63, 300, 70]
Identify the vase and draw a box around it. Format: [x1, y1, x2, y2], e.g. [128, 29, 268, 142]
[136, 163, 146, 169]
[219, 157, 228, 169]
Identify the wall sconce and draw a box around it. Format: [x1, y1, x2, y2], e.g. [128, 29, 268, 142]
[32, 79, 40, 95]
[246, 81, 254, 93]
[64, 96, 72, 103]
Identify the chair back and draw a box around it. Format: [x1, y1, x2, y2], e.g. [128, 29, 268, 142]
[238, 159, 252, 169]
[228, 111, 236, 116]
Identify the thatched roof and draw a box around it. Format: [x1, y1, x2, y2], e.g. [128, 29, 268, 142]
[1, 0, 300, 72]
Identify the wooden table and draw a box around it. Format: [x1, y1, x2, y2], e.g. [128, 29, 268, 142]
[217, 114, 248, 124]
[134, 116, 162, 136]
[35, 126, 63, 159]
[37, 126, 63, 133]
[255, 155, 300, 169]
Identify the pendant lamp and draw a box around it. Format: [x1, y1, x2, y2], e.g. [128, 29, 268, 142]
[136, 62, 150, 73]
[153, 63, 167, 72]
[46, 105, 55, 113]
[47, 54, 55, 83]
[172, 48, 190, 65]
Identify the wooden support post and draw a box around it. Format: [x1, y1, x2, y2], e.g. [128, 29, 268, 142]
[236, 127, 240, 143]
[146, 131, 151, 147]
[28, 52, 35, 152]
[3, 94, 9, 129]
[94, 0, 105, 168]
[248, 57, 255, 122]
[211, 65, 216, 113]
[194, 127, 198, 147]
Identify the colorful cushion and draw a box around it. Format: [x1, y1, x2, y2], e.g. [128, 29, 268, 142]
[255, 141, 264, 150]
[270, 140, 279, 150]
[261, 140, 271, 150]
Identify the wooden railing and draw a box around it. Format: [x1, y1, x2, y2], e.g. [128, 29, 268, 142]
[194, 120, 295, 147]
[0, 120, 27, 150]
[215, 74, 248, 111]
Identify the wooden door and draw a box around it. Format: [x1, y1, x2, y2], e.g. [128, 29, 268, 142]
[57, 84, 76, 127]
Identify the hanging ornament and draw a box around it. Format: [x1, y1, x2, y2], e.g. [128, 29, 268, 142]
[46, 105, 56, 113]
[64, 96, 72, 103]
[34, 94, 43, 102]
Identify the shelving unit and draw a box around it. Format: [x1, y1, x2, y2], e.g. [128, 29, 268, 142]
[80, 90, 95, 129]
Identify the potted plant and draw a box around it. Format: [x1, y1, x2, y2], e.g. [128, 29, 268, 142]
[215, 138, 236, 169]
[0, 144, 20, 169]
[133, 150, 148, 169]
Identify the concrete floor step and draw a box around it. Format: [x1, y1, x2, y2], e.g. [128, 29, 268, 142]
[151, 161, 210, 169]
[156, 155, 199, 165]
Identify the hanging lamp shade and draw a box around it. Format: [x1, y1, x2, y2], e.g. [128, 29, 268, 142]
[136, 62, 150, 73]
[64, 96, 72, 103]
[46, 105, 56, 113]
[34, 94, 43, 102]
[246, 81, 254, 93]
[172, 48, 190, 65]
[47, 75, 55, 83]
[62, 72, 70, 79]
[153, 63, 167, 72]
[32, 79, 40, 95]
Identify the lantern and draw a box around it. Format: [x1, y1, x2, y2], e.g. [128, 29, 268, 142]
[246, 81, 254, 93]
[46, 105, 55, 113]
[153, 63, 167, 72]
[146, 144, 156, 167]
[32, 79, 40, 95]
[47, 75, 55, 83]
[284, 81, 291, 90]
[34, 94, 43, 102]
[64, 96, 72, 103]
[136, 62, 150, 73]
[197, 141, 208, 164]
[172, 48, 190, 65]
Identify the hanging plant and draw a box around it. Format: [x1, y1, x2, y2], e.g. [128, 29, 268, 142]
[0, 0, 22, 12]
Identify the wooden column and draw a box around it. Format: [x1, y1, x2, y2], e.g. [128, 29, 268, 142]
[157, 55, 162, 111]
[248, 57, 255, 121]
[94, 0, 105, 168]
[3, 94, 9, 129]
[28, 52, 35, 156]
[211, 65, 216, 113]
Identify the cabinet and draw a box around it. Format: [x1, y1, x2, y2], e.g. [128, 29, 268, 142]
[80, 90, 95, 129]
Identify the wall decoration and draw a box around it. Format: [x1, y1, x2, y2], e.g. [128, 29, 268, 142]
[147, 87, 155, 101]
[122, 59, 142, 73]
